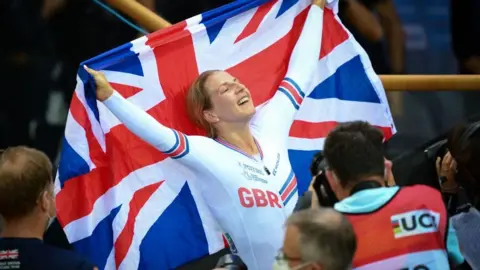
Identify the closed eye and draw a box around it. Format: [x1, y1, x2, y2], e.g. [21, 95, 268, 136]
[221, 87, 229, 94]
[219, 78, 238, 94]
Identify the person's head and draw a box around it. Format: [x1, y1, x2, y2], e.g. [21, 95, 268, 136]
[323, 121, 390, 200]
[447, 122, 480, 205]
[186, 70, 255, 137]
[277, 208, 356, 270]
[0, 146, 55, 235]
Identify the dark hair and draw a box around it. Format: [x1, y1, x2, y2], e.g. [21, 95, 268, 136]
[287, 208, 357, 270]
[323, 121, 385, 187]
[447, 122, 480, 205]
[0, 146, 53, 220]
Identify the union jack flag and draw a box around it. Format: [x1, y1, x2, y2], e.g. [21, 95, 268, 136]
[55, 0, 395, 269]
[0, 249, 19, 260]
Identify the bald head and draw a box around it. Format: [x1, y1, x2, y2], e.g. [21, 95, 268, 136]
[0, 147, 53, 220]
[284, 208, 356, 270]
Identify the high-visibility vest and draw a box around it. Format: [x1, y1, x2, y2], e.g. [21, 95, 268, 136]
[341, 185, 450, 270]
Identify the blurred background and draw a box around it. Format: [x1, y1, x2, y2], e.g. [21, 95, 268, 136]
[1, 0, 479, 161]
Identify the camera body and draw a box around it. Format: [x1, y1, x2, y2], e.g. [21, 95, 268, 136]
[311, 152, 339, 207]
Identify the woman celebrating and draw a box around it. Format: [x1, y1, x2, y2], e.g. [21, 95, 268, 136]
[85, 0, 325, 268]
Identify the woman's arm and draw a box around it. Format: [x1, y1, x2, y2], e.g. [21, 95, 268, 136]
[103, 91, 190, 159]
[85, 66, 190, 159]
[252, 2, 325, 141]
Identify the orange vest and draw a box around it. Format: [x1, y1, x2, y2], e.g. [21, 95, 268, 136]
[341, 185, 450, 269]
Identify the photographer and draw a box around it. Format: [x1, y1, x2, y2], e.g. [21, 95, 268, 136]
[436, 122, 480, 269]
[315, 121, 465, 269]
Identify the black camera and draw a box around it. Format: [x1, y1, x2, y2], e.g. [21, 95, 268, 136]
[310, 152, 338, 207]
[215, 254, 247, 270]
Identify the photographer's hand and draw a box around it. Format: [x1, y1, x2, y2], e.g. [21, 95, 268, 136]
[309, 174, 320, 209]
[436, 151, 458, 194]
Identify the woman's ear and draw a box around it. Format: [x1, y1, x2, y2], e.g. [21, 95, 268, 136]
[203, 110, 219, 124]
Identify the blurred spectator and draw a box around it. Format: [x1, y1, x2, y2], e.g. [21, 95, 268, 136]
[450, 0, 480, 75]
[275, 208, 356, 270]
[321, 121, 466, 268]
[446, 122, 480, 208]
[339, 0, 405, 116]
[0, 0, 56, 150]
[450, 0, 480, 119]
[0, 146, 97, 270]
[49, 1, 138, 74]
[0, 0, 141, 159]
[339, 0, 404, 74]
[339, 0, 383, 42]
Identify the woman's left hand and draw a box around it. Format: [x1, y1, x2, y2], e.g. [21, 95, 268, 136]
[312, 0, 326, 9]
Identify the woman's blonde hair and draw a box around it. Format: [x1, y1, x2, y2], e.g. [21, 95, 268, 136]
[186, 70, 220, 138]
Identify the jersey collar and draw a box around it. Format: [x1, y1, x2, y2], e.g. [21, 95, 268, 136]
[214, 137, 264, 161]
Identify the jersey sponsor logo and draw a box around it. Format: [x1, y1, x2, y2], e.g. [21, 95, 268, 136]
[224, 233, 238, 254]
[390, 209, 440, 239]
[241, 171, 268, 184]
[272, 153, 280, 176]
[237, 162, 268, 183]
[238, 187, 282, 208]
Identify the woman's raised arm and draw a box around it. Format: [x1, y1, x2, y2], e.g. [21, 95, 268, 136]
[251, 1, 325, 141]
[85, 66, 190, 160]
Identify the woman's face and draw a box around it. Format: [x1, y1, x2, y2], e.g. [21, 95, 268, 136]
[203, 71, 256, 124]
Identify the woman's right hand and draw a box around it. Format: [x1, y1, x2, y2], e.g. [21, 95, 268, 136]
[308, 175, 320, 209]
[84, 65, 114, 102]
[313, 0, 326, 9]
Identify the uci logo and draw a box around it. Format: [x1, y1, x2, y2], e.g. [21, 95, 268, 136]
[390, 210, 440, 239]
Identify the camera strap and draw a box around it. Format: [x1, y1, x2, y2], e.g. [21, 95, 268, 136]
[350, 180, 383, 196]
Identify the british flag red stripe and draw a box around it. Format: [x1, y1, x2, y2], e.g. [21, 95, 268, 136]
[290, 121, 394, 139]
[114, 181, 164, 267]
[235, 0, 277, 43]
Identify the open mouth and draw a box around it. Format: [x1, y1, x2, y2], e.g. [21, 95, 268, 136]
[237, 96, 250, 105]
